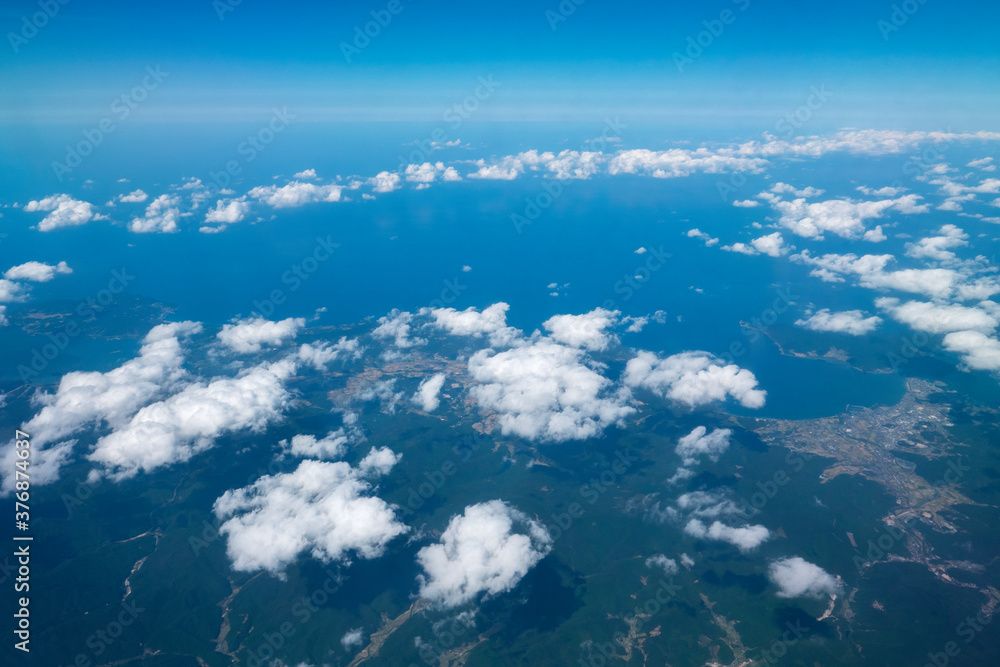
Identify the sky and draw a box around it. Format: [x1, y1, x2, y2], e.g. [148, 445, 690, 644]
[1, 0, 999, 126]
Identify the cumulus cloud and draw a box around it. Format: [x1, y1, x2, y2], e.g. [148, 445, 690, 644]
[687, 228, 720, 247]
[422, 302, 522, 347]
[542, 308, 620, 351]
[405, 161, 461, 184]
[297, 337, 362, 371]
[675, 426, 732, 466]
[204, 198, 250, 225]
[768, 557, 842, 599]
[88, 359, 297, 480]
[468, 339, 635, 442]
[795, 309, 882, 335]
[293, 169, 318, 179]
[792, 251, 965, 301]
[369, 171, 402, 193]
[214, 456, 407, 576]
[4, 261, 72, 282]
[733, 199, 760, 208]
[905, 224, 969, 262]
[722, 242, 758, 256]
[942, 331, 1000, 371]
[416, 500, 552, 608]
[684, 519, 770, 553]
[968, 157, 995, 171]
[129, 194, 181, 233]
[250, 182, 343, 207]
[413, 373, 446, 412]
[216, 317, 305, 353]
[608, 149, 768, 179]
[645, 554, 679, 576]
[623, 351, 767, 409]
[25, 194, 101, 231]
[373, 310, 427, 350]
[1, 322, 203, 492]
[341, 628, 364, 650]
[763, 193, 926, 240]
[282, 420, 362, 459]
[750, 232, 791, 257]
[875, 298, 998, 334]
[863, 225, 888, 242]
[118, 189, 148, 203]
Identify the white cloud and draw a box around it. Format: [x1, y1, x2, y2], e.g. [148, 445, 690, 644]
[282, 421, 362, 459]
[25, 194, 101, 231]
[118, 189, 148, 203]
[768, 557, 842, 599]
[293, 169, 318, 179]
[422, 302, 521, 348]
[722, 242, 758, 256]
[1, 322, 203, 492]
[4, 261, 72, 282]
[297, 337, 362, 371]
[214, 456, 407, 576]
[863, 225, 887, 242]
[769, 182, 825, 198]
[341, 628, 364, 650]
[623, 351, 767, 409]
[675, 426, 732, 466]
[875, 298, 998, 334]
[542, 308, 620, 351]
[750, 232, 790, 257]
[250, 182, 343, 207]
[733, 199, 760, 208]
[857, 186, 904, 197]
[468, 339, 635, 442]
[905, 224, 969, 262]
[373, 310, 427, 349]
[216, 317, 305, 353]
[968, 157, 995, 170]
[795, 309, 882, 336]
[684, 519, 770, 552]
[792, 251, 964, 301]
[404, 162, 461, 184]
[943, 331, 1000, 371]
[129, 194, 181, 233]
[204, 198, 250, 225]
[416, 500, 552, 608]
[765, 194, 926, 240]
[645, 554, 678, 576]
[370, 171, 402, 193]
[687, 228, 719, 247]
[608, 149, 767, 179]
[88, 359, 296, 480]
[413, 373, 446, 412]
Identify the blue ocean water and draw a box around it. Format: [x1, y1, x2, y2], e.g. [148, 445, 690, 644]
[7, 122, 997, 418]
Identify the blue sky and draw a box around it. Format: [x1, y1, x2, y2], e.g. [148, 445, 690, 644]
[2, 0, 999, 126]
